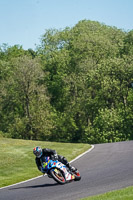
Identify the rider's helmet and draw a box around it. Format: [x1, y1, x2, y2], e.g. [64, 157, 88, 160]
[33, 146, 42, 158]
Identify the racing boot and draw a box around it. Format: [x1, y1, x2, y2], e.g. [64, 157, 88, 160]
[66, 163, 77, 173]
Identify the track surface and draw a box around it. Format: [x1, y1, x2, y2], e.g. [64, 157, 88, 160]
[1, 141, 133, 200]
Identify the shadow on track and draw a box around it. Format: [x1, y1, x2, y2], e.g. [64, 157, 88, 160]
[9, 183, 59, 190]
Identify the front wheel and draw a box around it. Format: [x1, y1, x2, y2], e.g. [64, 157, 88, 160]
[73, 170, 81, 181]
[50, 168, 66, 184]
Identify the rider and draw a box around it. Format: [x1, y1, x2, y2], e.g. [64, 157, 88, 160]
[33, 146, 76, 174]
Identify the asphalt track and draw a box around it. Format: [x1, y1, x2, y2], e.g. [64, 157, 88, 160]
[1, 141, 133, 200]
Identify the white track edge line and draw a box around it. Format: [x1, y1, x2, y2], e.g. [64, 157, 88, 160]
[70, 145, 94, 163]
[0, 145, 94, 190]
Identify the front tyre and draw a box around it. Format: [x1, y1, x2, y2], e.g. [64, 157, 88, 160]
[73, 170, 81, 181]
[50, 168, 66, 184]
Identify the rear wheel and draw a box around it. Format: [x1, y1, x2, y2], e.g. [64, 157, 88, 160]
[50, 168, 66, 184]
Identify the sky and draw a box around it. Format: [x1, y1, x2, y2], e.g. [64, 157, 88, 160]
[0, 0, 133, 50]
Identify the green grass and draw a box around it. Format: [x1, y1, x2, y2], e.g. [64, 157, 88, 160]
[81, 186, 133, 200]
[0, 137, 90, 188]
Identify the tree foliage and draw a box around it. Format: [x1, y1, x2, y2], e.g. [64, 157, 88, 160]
[0, 20, 133, 143]
[0, 53, 53, 140]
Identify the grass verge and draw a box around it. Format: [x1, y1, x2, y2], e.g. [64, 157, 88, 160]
[81, 186, 133, 200]
[0, 137, 90, 188]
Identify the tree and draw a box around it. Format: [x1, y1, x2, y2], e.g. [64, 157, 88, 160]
[1, 20, 132, 143]
[0, 56, 53, 140]
[37, 20, 132, 143]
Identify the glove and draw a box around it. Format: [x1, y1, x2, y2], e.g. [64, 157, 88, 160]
[54, 154, 58, 160]
[51, 154, 58, 161]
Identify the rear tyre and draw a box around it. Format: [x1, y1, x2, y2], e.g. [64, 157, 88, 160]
[50, 168, 66, 184]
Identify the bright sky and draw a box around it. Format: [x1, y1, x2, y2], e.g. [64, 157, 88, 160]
[0, 0, 133, 50]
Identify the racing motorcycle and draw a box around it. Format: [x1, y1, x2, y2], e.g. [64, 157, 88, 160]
[41, 156, 81, 184]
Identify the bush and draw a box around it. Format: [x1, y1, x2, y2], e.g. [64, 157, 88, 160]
[85, 108, 127, 144]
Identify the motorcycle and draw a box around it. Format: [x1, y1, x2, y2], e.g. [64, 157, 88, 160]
[41, 156, 81, 184]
